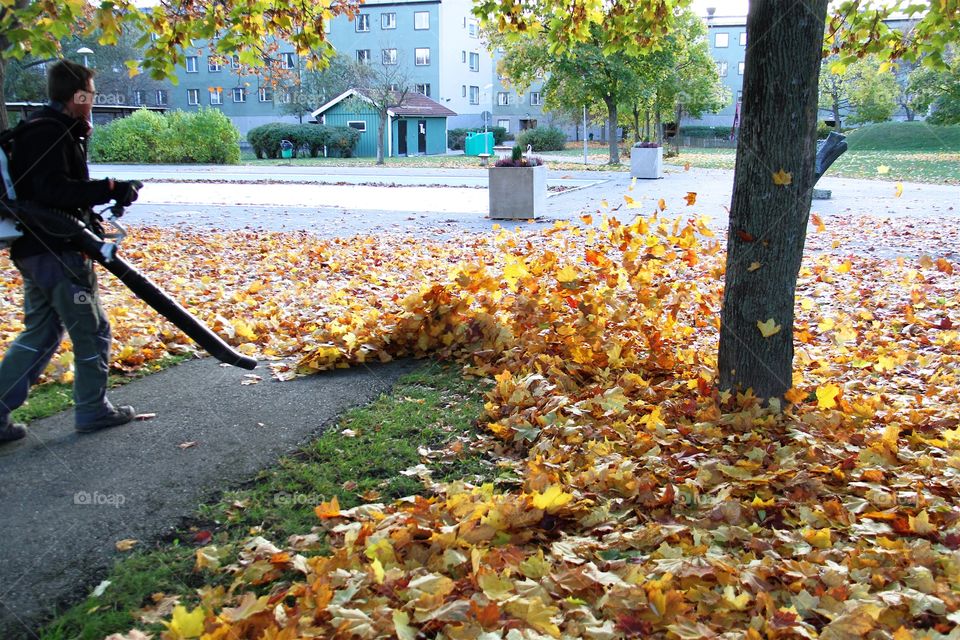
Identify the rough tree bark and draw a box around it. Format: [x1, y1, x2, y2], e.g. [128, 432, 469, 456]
[717, 0, 828, 400]
[603, 95, 619, 164]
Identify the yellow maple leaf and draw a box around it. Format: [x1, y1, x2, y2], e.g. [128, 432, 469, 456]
[816, 383, 840, 409]
[504, 597, 561, 638]
[658, 198, 667, 211]
[555, 265, 579, 283]
[164, 604, 206, 639]
[370, 558, 385, 584]
[810, 212, 826, 232]
[531, 485, 574, 513]
[892, 627, 913, 640]
[750, 495, 776, 509]
[772, 169, 792, 185]
[895, 181, 903, 198]
[624, 194, 635, 206]
[231, 319, 257, 342]
[835, 261, 851, 273]
[802, 527, 832, 548]
[757, 318, 781, 337]
[722, 585, 751, 610]
[909, 510, 936, 535]
[748, 261, 761, 272]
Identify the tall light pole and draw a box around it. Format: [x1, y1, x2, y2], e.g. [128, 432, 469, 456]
[77, 47, 93, 68]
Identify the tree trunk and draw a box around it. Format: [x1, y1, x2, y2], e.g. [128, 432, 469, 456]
[604, 97, 619, 164]
[832, 98, 841, 131]
[654, 109, 662, 145]
[376, 111, 386, 165]
[632, 104, 641, 144]
[0, 57, 8, 131]
[717, 0, 828, 400]
[644, 110, 651, 141]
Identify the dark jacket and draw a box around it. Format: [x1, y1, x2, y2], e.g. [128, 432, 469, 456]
[9, 106, 113, 260]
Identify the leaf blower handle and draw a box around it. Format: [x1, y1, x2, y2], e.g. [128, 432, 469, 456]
[108, 179, 143, 217]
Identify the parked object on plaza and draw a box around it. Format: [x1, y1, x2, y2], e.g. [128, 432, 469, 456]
[630, 141, 663, 179]
[464, 131, 494, 156]
[280, 139, 294, 159]
[812, 131, 848, 199]
[488, 145, 546, 220]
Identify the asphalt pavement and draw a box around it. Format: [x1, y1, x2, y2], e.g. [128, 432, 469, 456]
[0, 161, 956, 635]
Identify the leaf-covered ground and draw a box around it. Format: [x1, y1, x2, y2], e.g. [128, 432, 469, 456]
[4, 194, 959, 640]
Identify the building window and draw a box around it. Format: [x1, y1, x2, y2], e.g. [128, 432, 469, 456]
[232, 87, 245, 102]
[381, 12, 396, 29]
[156, 90, 168, 105]
[281, 53, 295, 69]
[187, 89, 199, 105]
[414, 83, 430, 97]
[529, 91, 542, 106]
[462, 85, 466, 97]
[497, 92, 509, 106]
[357, 49, 371, 64]
[208, 56, 222, 72]
[415, 48, 430, 66]
[738, 61, 745, 75]
[497, 119, 510, 132]
[259, 87, 272, 102]
[716, 61, 728, 77]
[469, 85, 479, 105]
[278, 91, 292, 104]
[185, 56, 198, 73]
[462, 51, 467, 63]
[414, 11, 429, 29]
[715, 33, 729, 47]
[356, 14, 370, 31]
[209, 88, 223, 105]
[133, 90, 145, 105]
[739, 32, 747, 46]
[469, 52, 480, 72]
[347, 121, 366, 132]
[382, 48, 397, 65]
[231, 55, 241, 70]
[468, 19, 479, 38]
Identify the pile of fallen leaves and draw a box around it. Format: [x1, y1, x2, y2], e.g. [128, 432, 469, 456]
[3, 198, 959, 639]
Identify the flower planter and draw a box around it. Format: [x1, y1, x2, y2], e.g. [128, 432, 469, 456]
[488, 164, 547, 220]
[630, 146, 663, 179]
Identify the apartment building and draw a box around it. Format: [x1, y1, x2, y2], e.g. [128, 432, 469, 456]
[157, 0, 491, 135]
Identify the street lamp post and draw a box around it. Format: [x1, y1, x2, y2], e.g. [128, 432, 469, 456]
[77, 47, 93, 68]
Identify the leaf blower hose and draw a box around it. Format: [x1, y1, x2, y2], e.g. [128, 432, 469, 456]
[13, 200, 258, 370]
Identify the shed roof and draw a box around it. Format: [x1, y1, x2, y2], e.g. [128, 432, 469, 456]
[311, 88, 456, 119]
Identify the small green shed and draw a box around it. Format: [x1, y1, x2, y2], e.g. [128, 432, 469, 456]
[311, 89, 457, 158]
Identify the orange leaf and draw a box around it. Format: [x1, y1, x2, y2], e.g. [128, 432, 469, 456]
[736, 229, 755, 242]
[314, 496, 341, 519]
[810, 213, 826, 232]
[658, 198, 667, 211]
[684, 192, 697, 206]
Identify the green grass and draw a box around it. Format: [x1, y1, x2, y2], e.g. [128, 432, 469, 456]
[663, 146, 960, 184]
[39, 361, 498, 640]
[843, 121, 960, 151]
[10, 354, 192, 425]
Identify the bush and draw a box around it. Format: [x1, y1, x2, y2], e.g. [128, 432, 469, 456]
[247, 123, 361, 159]
[673, 126, 730, 139]
[90, 108, 241, 164]
[168, 108, 241, 164]
[90, 109, 169, 163]
[515, 126, 567, 151]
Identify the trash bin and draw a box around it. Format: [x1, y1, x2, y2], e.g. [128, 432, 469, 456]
[280, 139, 294, 159]
[464, 131, 494, 157]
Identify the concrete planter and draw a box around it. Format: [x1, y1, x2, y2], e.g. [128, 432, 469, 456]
[488, 164, 547, 220]
[630, 146, 663, 179]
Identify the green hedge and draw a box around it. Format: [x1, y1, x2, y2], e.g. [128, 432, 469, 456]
[246, 123, 361, 159]
[90, 108, 240, 164]
[515, 126, 567, 152]
[673, 126, 732, 139]
[447, 127, 508, 151]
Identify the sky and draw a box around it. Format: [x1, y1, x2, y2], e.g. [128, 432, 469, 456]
[689, 0, 750, 17]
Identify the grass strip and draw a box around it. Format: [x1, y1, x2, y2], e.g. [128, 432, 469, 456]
[10, 354, 193, 424]
[38, 361, 497, 640]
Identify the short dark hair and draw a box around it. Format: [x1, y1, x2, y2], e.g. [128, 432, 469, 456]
[48, 59, 95, 103]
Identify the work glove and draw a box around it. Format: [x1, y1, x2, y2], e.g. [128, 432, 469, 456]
[110, 180, 141, 207]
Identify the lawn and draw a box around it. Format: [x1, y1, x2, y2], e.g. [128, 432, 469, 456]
[663, 147, 960, 183]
